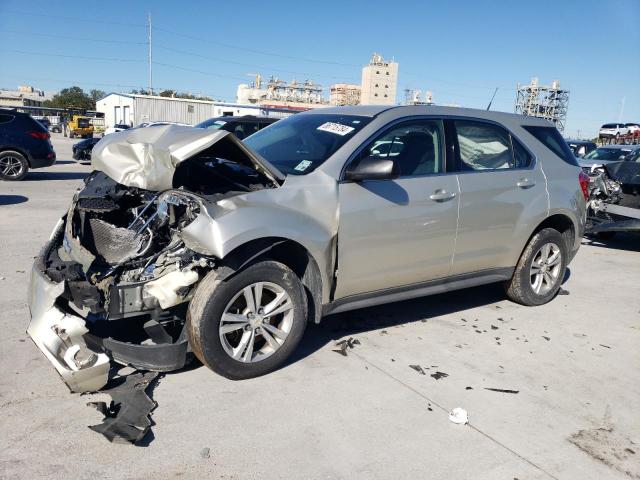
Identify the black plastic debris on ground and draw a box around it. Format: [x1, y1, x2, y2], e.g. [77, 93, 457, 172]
[484, 387, 519, 394]
[88, 371, 161, 444]
[409, 364, 426, 375]
[332, 337, 360, 356]
[430, 371, 448, 380]
[557, 288, 570, 296]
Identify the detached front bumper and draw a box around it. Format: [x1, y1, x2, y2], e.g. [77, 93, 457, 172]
[27, 263, 110, 392]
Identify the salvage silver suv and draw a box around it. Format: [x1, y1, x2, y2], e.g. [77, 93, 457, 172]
[28, 106, 587, 392]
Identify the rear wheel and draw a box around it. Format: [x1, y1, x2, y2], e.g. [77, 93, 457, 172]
[505, 228, 567, 306]
[0, 151, 29, 181]
[187, 260, 307, 380]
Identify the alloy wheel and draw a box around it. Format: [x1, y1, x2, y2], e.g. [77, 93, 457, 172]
[529, 242, 562, 295]
[219, 281, 294, 363]
[0, 156, 25, 178]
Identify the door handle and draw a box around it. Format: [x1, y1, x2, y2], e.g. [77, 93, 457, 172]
[517, 178, 536, 189]
[429, 190, 457, 202]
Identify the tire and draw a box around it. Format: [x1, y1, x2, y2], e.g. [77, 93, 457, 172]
[0, 151, 29, 181]
[505, 228, 567, 306]
[187, 260, 308, 380]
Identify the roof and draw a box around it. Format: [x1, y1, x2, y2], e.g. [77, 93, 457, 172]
[595, 144, 640, 150]
[205, 116, 278, 122]
[566, 139, 596, 145]
[301, 105, 554, 126]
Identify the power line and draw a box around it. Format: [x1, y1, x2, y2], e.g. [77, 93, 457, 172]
[0, 49, 142, 63]
[0, 29, 146, 45]
[154, 45, 360, 82]
[152, 61, 248, 82]
[2, 9, 145, 27]
[154, 26, 361, 68]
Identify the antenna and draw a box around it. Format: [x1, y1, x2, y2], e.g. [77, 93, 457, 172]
[486, 87, 498, 111]
[147, 13, 153, 95]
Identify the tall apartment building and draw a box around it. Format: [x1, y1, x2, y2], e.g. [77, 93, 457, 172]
[360, 53, 398, 105]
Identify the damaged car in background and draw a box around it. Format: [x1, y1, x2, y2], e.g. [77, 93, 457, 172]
[28, 106, 586, 394]
[584, 159, 640, 237]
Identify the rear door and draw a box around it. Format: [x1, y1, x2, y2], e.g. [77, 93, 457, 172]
[450, 119, 547, 275]
[335, 118, 460, 299]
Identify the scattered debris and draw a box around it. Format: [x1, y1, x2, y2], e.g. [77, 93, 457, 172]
[15, 269, 25, 273]
[475, 329, 482, 334]
[491, 325, 499, 330]
[88, 371, 160, 444]
[448, 407, 468, 425]
[599, 344, 611, 349]
[557, 288, 570, 296]
[380, 330, 388, 335]
[497, 317, 504, 322]
[574, 333, 587, 338]
[430, 371, 449, 380]
[332, 337, 360, 356]
[465, 386, 473, 390]
[0, 276, 5, 281]
[495, 305, 502, 309]
[569, 426, 639, 478]
[484, 388, 519, 394]
[409, 364, 426, 375]
[542, 336, 551, 341]
[200, 447, 211, 459]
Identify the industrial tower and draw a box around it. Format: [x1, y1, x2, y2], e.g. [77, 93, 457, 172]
[515, 77, 569, 131]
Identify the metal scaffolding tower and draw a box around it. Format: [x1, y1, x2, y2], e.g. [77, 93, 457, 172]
[515, 77, 569, 131]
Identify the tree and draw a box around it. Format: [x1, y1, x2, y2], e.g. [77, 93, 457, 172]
[89, 89, 106, 103]
[43, 86, 94, 110]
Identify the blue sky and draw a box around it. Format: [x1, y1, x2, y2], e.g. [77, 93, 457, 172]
[0, 0, 638, 138]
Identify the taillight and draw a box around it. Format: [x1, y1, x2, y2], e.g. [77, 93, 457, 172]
[28, 131, 50, 140]
[578, 171, 590, 201]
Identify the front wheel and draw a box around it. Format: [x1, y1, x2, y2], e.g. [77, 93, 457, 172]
[505, 228, 567, 306]
[187, 260, 307, 380]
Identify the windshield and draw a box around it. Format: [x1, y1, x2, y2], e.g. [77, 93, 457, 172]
[584, 148, 630, 161]
[243, 114, 372, 175]
[196, 118, 228, 130]
[77, 118, 91, 128]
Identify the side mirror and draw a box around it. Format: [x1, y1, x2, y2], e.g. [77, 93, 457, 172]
[345, 156, 399, 182]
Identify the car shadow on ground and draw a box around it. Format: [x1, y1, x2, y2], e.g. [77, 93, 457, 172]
[25, 171, 88, 181]
[582, 233, 640, 252]
[289, 282, 509, 365]
[0, 195, 29, 206]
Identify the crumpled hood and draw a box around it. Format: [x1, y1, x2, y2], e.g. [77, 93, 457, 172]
[91, 124, 284, 191]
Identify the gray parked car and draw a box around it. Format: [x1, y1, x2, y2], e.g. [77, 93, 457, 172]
[28, 106, 587, 391]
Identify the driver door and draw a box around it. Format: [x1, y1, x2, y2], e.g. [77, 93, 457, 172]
[334, 119, 459, 299]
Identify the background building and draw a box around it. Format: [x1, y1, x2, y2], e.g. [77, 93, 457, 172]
[97, 92, 297, 128]
[0, 85, 51, 109]
[515, 77, 569, 131]
[329, 84, 361, 106]
[236, 74, 328, 111]
[360, 53, 399, 105]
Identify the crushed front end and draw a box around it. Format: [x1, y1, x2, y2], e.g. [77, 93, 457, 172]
[28, 171, 216, 392]
[585, 161, 640, 235]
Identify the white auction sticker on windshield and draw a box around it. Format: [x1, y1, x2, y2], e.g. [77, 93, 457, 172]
[294, 160, 312, 172]
[317, 122, 355, 136]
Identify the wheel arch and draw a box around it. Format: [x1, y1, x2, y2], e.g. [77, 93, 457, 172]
[0, 147, 32, 166]
[217, 237, 324, 324]
[527, 213, 577, 257]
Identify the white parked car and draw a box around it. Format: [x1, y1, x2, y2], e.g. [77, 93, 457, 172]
[103, 124, 131, 136]
[625, 123, 640, 135]
[598, 123, 629, 139]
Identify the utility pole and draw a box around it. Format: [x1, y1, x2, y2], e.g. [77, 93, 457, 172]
[147, 12, 153, 95]
[618, 96, 625, 122]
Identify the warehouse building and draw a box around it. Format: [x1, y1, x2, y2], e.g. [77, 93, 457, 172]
[96, 93, 296, 128]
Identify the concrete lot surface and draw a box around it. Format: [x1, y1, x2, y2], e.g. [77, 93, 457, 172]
[0, 134, 639, 479]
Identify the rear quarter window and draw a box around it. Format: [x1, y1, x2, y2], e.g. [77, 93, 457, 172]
[0, 114, 15, 125]
[522, 126, 579, 166]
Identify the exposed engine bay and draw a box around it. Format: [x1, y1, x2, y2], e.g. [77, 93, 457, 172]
[28, 127, 280, 393]
[585, 161, 640, 235]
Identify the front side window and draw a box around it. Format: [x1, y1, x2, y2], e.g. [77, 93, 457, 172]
[358, 120, 444, 177]
[455, 121, 514, 170]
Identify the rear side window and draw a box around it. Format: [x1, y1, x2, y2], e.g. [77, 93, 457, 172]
[0, 114, 15, 125]
[522, 125, 579, 166]
[454, 120, 531, 171]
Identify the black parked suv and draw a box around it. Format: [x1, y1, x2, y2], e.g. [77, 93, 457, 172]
[195, 115, 279, 140]
[0, 109, 56, 181]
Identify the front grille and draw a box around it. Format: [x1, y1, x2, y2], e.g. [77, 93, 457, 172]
[86, 218, 143, 265]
